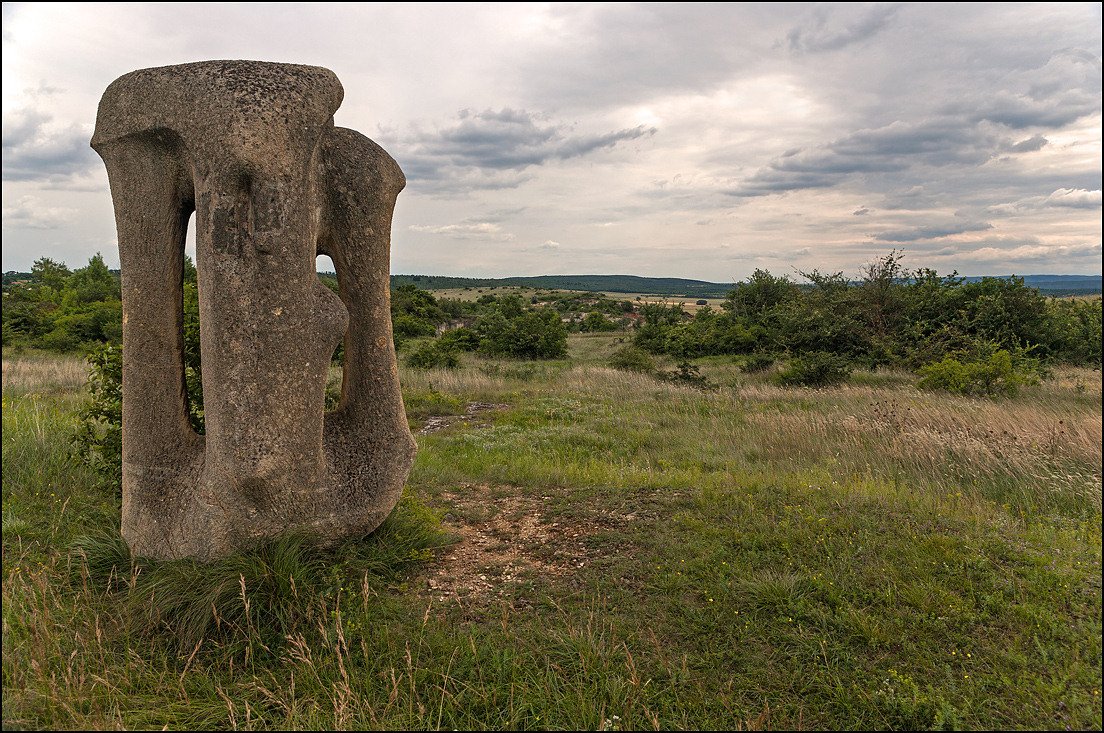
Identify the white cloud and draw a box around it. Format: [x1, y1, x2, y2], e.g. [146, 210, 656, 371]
[1, 195, 78, 229]
[408, 222, 515, 241]
[1044, 188, 1102, 208]
[965, 241, 1102, 263]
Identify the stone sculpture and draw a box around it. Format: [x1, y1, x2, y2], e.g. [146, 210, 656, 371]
[91, 61, 416, 561]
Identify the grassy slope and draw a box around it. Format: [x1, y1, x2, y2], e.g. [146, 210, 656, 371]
[2, 342, 1101, 730]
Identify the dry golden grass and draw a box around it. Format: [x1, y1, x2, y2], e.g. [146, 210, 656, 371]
[2, 352, 88, 396]
[407, 359, 1101, 514]
[735, 378, 1102, 513]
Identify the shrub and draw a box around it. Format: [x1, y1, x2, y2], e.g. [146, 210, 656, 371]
[741, 353, 775, 373]
[1047, 296, 1102, 367]
[405, 340, 460, 370]
[656, 360, 711, 389]
[71, 345, 123, 481]
[478, 308, 568, 360]
[916, 349, 1037, 397]
[580, 311, 620, 332]
[774, 352, 852, 387]
[608, 345, 655, 373]
[437, 326, 481, 352]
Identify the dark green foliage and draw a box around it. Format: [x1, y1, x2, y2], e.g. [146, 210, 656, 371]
[627, 254, 1101, 375]
[391, 284, 447, 338]
[917, 349, 1039, 397]
[1047, 297, 1103, 366]
[182, 278, 204, 432]
[607, 344, 655, 373]
[65, 253, 120, 306]
[72, 259, 204, 482]
[30, 257, 72, 292]
[71, 345, 123, 481]
[477, 300, 568, 359]
[579, 311, 620, 332]
[775, 352, 853, 388]
[656, 360, 711, 389]
[741, 353, 775, 373]
[3, 253, 122, 352]
[437, 326, 481, 352]
[405, 340, 461, 369]
[728, 268, 799, 319]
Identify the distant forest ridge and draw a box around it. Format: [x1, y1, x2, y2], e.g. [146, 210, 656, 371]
[388, 274, 735, 298]
[4, 269, 1098, 298]
[379, 273, 1102, 298]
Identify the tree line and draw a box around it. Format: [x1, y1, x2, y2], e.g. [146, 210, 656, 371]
[632, 253, 1100, 368]
[5, 252, 1100, 375]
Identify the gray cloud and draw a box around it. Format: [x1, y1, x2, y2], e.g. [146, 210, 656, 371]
[2, 106, 99, 184]
[959, 91, 1100, 130]
[726, 118, 1004, 198]
[1045, 188, 1102, 209]
[509, 4, 780, 110]
[1008, 134, 1048, 153]
[872, 220, 994, 243]
[392, 108, 654, 194]
[785, 3, 902, 54]
[915, 238, 1102, 264]
[940, 49, 1101, 130]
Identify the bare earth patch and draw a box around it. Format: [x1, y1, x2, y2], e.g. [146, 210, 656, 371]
[416, 402, 509, 435]
[419, 483, 637, 609]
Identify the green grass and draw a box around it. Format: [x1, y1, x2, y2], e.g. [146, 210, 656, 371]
[3, 340, 1101, 730]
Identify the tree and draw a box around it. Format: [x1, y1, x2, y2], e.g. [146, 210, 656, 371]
[728, 269, 798, 319]
[31, 257, 71, 292]
[478, 305, 567, 359]
[67, 253, 120, 305]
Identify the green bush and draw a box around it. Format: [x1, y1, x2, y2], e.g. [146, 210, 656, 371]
[478, 307, 567, 360]
[775, 352, 852, 387]
[741, 353, 775, 373]
[437, 326, 481, 352]
[1047, 296, 1102, 367]
[916, 349, 1038, 397]
[405, 340, 461, 370]
[607, 345, 655, 373]
[71, 345, 123, 481]
[656, 360, 711, 389]
[580, 311, 620, 332]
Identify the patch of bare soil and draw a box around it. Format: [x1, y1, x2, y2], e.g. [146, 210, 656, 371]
[416, 402, 509, 435]
[420, 484, 638, 609]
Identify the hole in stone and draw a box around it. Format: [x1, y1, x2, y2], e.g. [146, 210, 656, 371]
[183, 210, 204, 434]
[317, 254, 343, 409]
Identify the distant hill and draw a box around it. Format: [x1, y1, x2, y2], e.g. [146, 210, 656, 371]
[964, 275, 1102, 297]
[6, 268, 1096, 299]
[389, 274, 735, 298]
[386, 273, 1101, 299]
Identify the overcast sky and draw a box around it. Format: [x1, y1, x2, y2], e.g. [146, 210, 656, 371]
[3, 2, 1101, 282]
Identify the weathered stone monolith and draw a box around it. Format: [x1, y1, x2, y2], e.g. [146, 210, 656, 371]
[91, 61, 416, 560]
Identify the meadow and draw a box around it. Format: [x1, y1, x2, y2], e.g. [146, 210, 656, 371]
[3, 336, 1101, 730]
